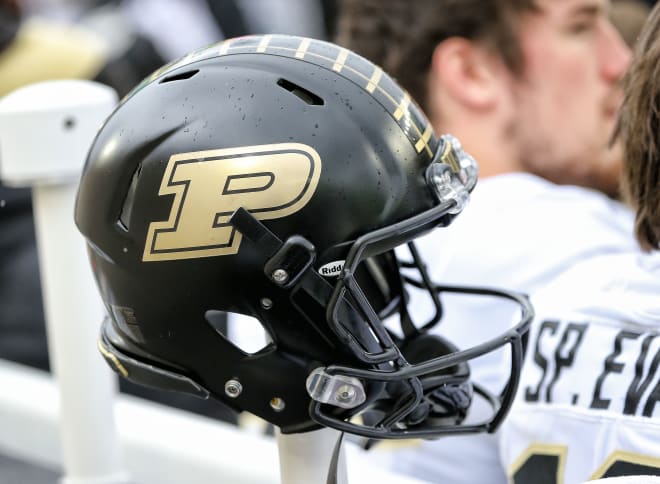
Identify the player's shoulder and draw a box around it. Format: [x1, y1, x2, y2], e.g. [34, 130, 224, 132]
[478, 173, 622, 207]
[534, 251, 660, 302]
[475, 172, 591, 197]
[531, 250, 660, 324]
[469, 173, 630, 223]
[432, 173, 633, 247]
[414, 173, 636, 277]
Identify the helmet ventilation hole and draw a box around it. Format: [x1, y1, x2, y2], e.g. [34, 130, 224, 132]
[118, 163, 142, 232]
[159, 69, 200, 84]
[277, 78, 324, 105]
[205, 310, 272, 355]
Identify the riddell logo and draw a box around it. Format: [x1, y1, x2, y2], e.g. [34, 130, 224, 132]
[318, 260, 345, 277]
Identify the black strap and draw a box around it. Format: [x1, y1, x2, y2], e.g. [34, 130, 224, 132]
[326, 431, 345, 484]
[407, 242, 443, 330]
[229, 207, 282, 256]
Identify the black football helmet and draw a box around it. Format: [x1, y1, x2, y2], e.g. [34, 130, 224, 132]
[75, 35, 532, 439]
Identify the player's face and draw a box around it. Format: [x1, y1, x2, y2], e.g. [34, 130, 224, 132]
[508, 0, 630, 188]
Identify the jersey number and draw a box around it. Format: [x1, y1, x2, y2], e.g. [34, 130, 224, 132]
[511, 445, 660, 483]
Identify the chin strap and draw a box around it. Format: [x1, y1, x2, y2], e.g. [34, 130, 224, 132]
[398, 241, 443, 338]
[326, 431, 345, 484]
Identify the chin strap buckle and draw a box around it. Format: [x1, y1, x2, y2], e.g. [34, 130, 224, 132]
[306, 367, 366, 409]
[229, 207, 316, 289]
[264, 235, 316, 289]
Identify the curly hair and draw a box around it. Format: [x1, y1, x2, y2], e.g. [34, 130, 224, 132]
[617, 2, 660, 251]
[335, 0, 538, 112]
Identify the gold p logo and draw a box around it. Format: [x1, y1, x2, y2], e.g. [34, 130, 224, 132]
[143, 143, 322, 261]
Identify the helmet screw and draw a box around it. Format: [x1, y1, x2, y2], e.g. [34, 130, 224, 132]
[260, 297, 273, 310]
[335, 384, 356, 404]
[271, 269, 289, 285]
[270, 397, 286, 412]
[224, 379, 243, 398]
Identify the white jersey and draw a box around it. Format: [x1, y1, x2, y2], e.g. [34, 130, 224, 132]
[382, 173, 636, 484]
[499, 251, 660, 484]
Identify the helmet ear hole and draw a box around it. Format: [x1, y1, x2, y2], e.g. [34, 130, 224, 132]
[205, 310, 273, 355]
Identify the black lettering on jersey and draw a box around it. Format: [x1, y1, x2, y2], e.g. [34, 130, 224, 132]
[546, 322, 587, 403]
[644, 378, 660, 417]
[525, 320, 559, 402]
[624, 334, 658, 415]
[591, 330, 640, 410]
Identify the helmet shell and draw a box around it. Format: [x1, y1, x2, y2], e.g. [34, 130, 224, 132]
[76, 35, 442, 431]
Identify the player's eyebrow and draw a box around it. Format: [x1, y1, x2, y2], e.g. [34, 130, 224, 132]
[566, 0, 608, 20]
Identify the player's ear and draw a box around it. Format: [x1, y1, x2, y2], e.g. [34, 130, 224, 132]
[429, 37, 505, 111]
